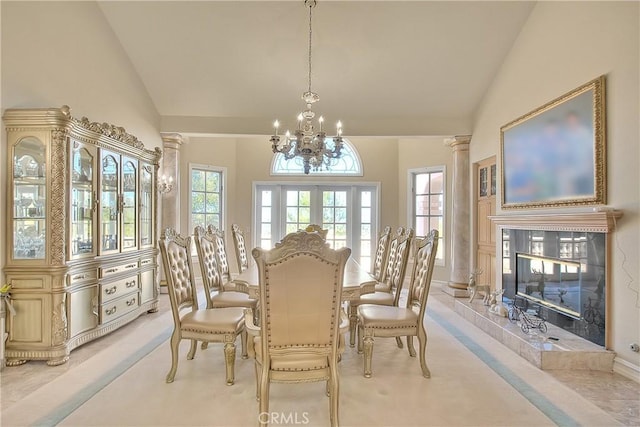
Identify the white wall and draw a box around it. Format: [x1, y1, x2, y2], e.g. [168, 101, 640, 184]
[471, 1, 640, 378]
[1, 1, 162, 283]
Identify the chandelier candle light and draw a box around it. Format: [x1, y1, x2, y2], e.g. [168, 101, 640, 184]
[270, 0, 344, 175]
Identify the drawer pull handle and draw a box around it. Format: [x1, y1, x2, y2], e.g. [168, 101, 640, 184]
[125, 263, 137, 269]
[126, 298, 136, 307]
[106, 306, 117, 316]
[141, 259, 151, 265]
[105, 286, 117, 295]
[91, 296, 99, 317]
[126, 280, 137, 288]
[72, 274, 86, 280]
[104, 268, 118, 274]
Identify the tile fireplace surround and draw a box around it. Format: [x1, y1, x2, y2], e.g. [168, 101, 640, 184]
[487, 210, 622, 370]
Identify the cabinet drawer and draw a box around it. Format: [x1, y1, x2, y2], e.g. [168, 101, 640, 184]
[140, 257, 155, 268]
[100, 293, 139, 324]
[67, 269, 98, 286]
[100, 275, 139, 304]
[99, 261, 139, 278]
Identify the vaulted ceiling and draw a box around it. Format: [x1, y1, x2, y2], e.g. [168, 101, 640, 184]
[98, 1, 536, 137]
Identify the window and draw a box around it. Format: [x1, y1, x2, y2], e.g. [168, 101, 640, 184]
[410, 168, 445, 262]
[189, 164, 224, 231]
[254, 183, 378, 269]
[271, 138, 363, 176]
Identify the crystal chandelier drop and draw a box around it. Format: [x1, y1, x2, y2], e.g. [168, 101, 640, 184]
[270, 0, 344, 175]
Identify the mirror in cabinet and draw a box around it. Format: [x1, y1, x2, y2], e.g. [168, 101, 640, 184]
[12, 137, 46, 260]
[70, 142, 97, 257]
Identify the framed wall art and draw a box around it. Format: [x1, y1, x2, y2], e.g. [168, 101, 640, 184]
[500, 75, 606, 209]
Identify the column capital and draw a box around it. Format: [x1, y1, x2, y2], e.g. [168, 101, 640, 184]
[160, 133, 185, 150]
[444, 135, 472, 148]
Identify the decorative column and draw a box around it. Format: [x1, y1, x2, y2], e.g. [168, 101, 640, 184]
[159, 133, 184, 289]
[445, 135, 472, 296]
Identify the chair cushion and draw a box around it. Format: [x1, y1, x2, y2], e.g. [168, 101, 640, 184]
[254, 337, 330, 371]
[350, 291, 394, 307]
[181, 307, 245, 334]
[211, 291, 258, 309]
[357, 305, 418, 328]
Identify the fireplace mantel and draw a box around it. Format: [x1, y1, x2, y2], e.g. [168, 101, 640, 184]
[490, 210, 623, 233]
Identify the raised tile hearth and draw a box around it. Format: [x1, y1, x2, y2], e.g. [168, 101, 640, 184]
[453, 297, 615, 371]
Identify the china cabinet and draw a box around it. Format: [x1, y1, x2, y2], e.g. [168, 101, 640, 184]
[3, 106, 162, 365]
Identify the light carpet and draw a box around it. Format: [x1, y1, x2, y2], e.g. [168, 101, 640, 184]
[1, 290, 620, 427]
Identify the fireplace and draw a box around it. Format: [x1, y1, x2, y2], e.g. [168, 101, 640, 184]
[515, 253, 584, 319]
[491, 211, 620, 348]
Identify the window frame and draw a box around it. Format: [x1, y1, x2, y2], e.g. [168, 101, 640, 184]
[408, 166, 446, 266]
[188, 163, 226, 234]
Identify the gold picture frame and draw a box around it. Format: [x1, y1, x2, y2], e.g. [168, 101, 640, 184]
[500, 76, 606, 209]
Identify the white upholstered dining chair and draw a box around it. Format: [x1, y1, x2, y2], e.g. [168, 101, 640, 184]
[158, 228, 247, 385]
[370, 226, 392, 282]
[231, 223, 250, 273]
[208, 225, 236, 285]
[194, 226, 258, 310]
[244, 231, 350, 427]
[357, 229, 439, 379]
[347, 228, 413, 347]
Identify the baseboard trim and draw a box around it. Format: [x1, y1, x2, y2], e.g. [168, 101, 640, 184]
[613, 357, 640, 383]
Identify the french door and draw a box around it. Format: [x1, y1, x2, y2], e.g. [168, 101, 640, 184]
[254, 184, 379, 269]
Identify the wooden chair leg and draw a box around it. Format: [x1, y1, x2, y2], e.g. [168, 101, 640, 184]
[328, 360, 340, 427]
[348, 304, 358, 347]
[418, 329, 431, 378]
[406, 335, 416, 357]
[166, 330, 181, 383]
[363, 330, 374, 378]
[240, 330, 248, 359]
[395, 337, 403, 348]
[258, 365, 270, 426]
[187, 339, 198, 360]
[224, 341, 236, 385]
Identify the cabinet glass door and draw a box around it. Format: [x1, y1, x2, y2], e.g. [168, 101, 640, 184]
[12, 137, 47, 259]
[71, 145, 96, 257]
[100, 152, 120, 253]
[139, 164, 154, 248]
[122, 158, 138, 250]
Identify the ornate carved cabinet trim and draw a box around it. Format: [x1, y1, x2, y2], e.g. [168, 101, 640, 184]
[3, 106, 162, 365]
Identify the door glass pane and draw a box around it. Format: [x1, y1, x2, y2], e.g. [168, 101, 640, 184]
[285, 190, 311, 233]
[122, 159, 137, 249]
[71, 146, 94, 256]
[13, 137, 46, 259]
[101, 153, 119, 252]
[259, 190, 273, 248]
[322, 190, 348, 249]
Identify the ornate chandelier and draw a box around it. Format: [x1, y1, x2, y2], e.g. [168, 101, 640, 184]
[270, 0, 344, 175]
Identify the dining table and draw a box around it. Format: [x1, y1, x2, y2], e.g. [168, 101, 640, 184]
[232, 256, 377, 301]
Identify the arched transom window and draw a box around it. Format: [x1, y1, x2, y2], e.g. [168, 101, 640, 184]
[271, 138, 363, 176]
